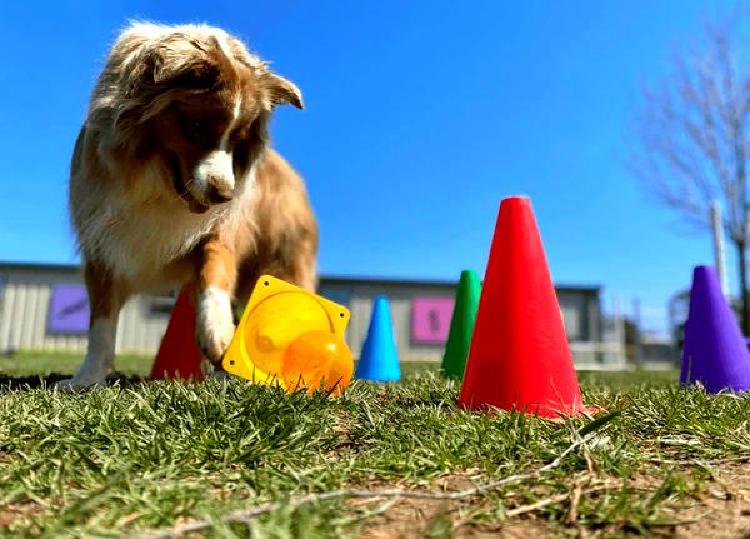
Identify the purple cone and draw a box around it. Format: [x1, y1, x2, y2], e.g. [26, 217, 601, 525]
[680, 266, 750, 393]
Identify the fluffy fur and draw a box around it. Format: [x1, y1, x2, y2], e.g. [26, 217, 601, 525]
[59, 22, 318, 389]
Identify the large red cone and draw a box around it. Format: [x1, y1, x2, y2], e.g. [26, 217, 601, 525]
[458, 196, 589, 418]
[149, 287, 206, 381]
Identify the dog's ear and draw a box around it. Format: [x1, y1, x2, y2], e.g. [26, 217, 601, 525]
[125, 38, 219, 95]
[150, 44, 220, 90]
[262, 73, 304, 110]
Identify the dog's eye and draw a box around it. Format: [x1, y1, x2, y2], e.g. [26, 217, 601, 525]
[185, 118, 212, 146]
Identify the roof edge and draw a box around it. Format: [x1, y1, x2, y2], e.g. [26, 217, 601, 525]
[0, 262, 602, 292]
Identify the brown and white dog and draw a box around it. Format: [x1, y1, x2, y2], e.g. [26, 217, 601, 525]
[58, 22, 317, 389]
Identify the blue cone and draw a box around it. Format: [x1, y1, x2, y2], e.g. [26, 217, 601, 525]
[355, 296, 401, 381]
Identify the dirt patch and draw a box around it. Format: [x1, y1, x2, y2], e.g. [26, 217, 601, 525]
[350, 471, 569, 538]
[355, 463, 750, 538]
[0, 502, 44, 528]
[670, 462, 750, 539]
[355, 496, 558, 538]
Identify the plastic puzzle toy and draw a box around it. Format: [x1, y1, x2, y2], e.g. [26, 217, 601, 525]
[222, 275, 354, 395]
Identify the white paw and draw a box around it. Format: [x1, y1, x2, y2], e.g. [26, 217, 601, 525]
[197, 287, 236, 363]
[58, 319, 116, 391]
[54, 375, 107, 392]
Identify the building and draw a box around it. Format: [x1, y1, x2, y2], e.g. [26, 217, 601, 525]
[0, 261, 624, 368]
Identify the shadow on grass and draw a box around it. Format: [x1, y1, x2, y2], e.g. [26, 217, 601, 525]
[0, 373, 145, 391]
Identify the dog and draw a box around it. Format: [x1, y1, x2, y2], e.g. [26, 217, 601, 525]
[58, 22, 317, 389]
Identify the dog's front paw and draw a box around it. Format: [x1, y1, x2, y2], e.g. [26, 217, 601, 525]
[197, 287, 236, 363]
[54, 375, 106, 392]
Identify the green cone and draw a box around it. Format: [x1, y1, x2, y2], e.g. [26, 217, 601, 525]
[441, 270, 482, 380]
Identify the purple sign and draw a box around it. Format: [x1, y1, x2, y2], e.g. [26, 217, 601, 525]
[411, 297, 454, 344]
[48, 284, 90, 334]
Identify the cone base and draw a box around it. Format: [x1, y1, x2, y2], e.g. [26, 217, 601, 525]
[151, 371, 205, 382]
[149, 354, 206, 382]
[680, 380, 750, 393]
[354, 364, 400, 382]
[459, 398, 597, 419]
[356, 376, 401, 383]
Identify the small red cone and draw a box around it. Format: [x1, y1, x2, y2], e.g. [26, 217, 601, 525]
[458, 196, 591, 418]
[149, 287, 206, 381]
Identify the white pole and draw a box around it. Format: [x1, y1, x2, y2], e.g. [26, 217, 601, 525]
[613, 296, 626, 363]
[632, 297, 641, 365]
[711, 200, 728, 295]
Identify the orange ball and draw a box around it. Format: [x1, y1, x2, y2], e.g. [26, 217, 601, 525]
[281, 330, 354, 396]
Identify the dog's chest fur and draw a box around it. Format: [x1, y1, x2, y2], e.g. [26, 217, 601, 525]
[75, 167, 254, 286]
[88, 201, 224, 281]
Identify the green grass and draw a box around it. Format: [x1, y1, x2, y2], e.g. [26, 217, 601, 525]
[577, 368, 678, 389]
[0, 352, 446, 378]
[1, 366, 747, 537]
[0, 352, 681, 382]
[0, 351, 153, 377]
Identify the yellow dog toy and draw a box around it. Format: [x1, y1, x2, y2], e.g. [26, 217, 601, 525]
[222, 275, 354, 395]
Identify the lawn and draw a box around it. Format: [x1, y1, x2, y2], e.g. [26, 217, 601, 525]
[0, 352, 456, 378]
[0, 351, 154, 377]
[1, 364, 749, 537]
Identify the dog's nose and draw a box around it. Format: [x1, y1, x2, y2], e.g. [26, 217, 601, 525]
[205, 183, 233, 204]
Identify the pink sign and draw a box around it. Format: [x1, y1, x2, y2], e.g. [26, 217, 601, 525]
[411, 297, 455, 344]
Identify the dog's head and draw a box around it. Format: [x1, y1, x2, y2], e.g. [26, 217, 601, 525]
[104, 23, 302, 213]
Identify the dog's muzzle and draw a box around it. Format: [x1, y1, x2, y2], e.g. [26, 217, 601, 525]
[166, 152, 210, 214]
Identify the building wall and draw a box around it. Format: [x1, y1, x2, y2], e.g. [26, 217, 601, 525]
[325, 282, 460, 361]
[0, 263, 620, 368]
[0, 266, 174, 354]
[319, 280, 606, 365]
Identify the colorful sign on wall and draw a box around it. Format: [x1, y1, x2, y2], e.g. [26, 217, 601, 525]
[410, 297, 454, 344]
[47, 284, 90, 334]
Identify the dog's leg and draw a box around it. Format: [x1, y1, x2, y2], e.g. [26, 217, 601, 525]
[195, 236, 237, 364]
[292, 247, 318, 292]
[56, 262, 128, 390]
[276, 233, 318, 292]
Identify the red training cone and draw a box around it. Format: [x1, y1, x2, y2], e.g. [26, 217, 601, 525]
[458, 196, 591, 418]
[149, 287, 206, 381]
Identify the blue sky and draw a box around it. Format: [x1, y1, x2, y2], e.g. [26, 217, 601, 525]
[0, 1, 732, 334]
